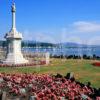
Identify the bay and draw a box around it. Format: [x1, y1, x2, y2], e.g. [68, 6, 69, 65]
[22, 47, 100, 56]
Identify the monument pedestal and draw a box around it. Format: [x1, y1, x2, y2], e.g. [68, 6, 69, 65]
[3, 53, 28, 64]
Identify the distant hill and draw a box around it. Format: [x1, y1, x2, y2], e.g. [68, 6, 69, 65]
[56, 42, 80, 48]
[56, 42, 99, 48]
[0, 40, 56, 48]
[22, 41, 56, 48]
[0, 40, 100, 48]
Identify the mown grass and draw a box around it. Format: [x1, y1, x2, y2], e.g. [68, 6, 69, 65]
[0, 59, 100, 88]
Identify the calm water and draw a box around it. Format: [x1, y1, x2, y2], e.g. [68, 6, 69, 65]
[22, 47, 100, 56]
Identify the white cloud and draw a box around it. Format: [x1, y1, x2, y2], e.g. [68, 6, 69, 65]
[88, 36, 100, 45]
[23, 30, 56, 43]
[22, 21, 100, 44]
[73, 21, 100, 32]
[60, 21, 100, 44]
[34, 33, 56, 43]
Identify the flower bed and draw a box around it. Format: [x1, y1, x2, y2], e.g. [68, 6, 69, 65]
[92, 62, 100, 67]
[0, 73, 99, 99]
[0, 61, 46, 67]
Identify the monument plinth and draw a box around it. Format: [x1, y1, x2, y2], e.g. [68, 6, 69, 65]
[3, 3, 28, 64]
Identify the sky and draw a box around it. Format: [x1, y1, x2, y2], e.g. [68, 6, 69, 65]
[0, 0, 100, 44]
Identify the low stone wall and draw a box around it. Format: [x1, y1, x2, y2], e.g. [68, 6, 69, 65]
[23, 52, 50, 65]
[0, 48, 6, 60]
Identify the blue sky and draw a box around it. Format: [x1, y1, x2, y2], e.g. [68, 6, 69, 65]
[1, 0, 100, 44]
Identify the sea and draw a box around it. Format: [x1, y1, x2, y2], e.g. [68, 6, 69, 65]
[22, 47, 100, 56]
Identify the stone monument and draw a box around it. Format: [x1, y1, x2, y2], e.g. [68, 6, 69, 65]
[45, 52, 50, 65]
[3, 2, 28, 64]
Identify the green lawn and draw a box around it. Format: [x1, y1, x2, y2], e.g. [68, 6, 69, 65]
[0, 59, 100, 88]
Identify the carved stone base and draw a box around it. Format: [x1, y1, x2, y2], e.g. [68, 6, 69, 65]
[3, 53, 28, 64]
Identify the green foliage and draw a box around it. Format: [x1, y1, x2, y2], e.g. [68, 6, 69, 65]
[21, 41, 56, 48]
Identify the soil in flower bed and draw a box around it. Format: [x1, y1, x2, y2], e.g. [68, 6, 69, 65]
[0, 61, 46, 67]
[0, 73, 100, 100]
